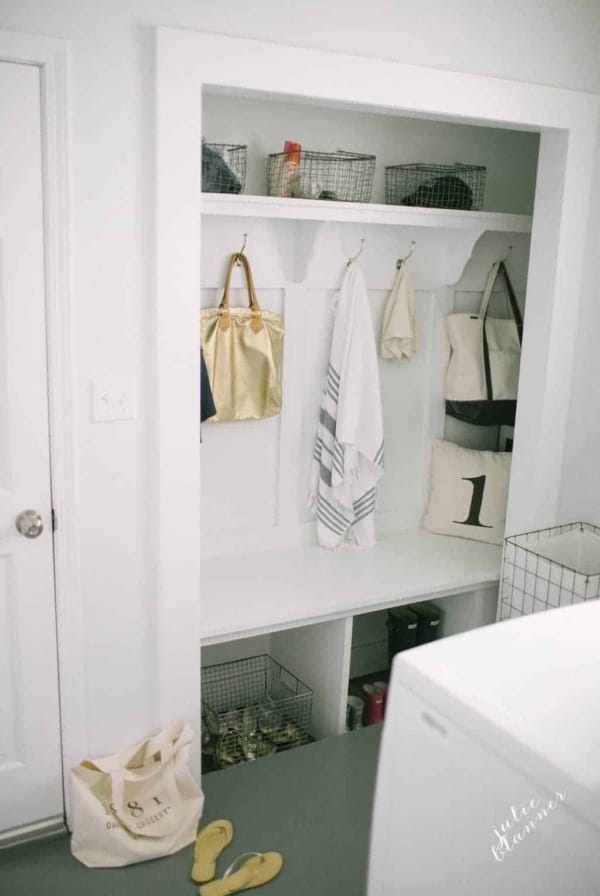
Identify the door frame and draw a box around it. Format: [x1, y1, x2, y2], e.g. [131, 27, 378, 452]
[0, 30, 84, 829]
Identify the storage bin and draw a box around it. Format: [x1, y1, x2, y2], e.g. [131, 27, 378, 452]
[387, 606, 418, 665]
[201, 654, 313, 770]
[501, 522, 600, 620]
[408, 602, 443, 645]
[385, 162, 486, 210]
[267, 149, 376, 202]
[202, 142, 246, 194]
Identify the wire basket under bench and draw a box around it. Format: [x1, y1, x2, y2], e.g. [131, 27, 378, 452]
[201, 654, 313, 770]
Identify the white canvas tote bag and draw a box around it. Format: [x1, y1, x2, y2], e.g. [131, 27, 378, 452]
[71, 721, 204, 867]
[445, 260, 522, 426]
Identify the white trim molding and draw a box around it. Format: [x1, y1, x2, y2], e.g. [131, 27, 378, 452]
[156, 28, 600, 740]
[0, 30, 84, 826]
[0, 816, 66, 850]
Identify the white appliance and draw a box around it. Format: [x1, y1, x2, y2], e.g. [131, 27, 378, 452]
[368, 600, 600, 895]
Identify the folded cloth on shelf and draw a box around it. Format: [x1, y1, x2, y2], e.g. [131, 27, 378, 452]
[309, 264, 384, 549]
[380, 260, 416, 361]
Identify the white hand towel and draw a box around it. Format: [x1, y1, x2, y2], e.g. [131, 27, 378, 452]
[380, 262, 416, 361]
[309, 265, 384, 549]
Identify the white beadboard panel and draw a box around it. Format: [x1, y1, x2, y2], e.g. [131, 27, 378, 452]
[200, 287, 284, 535]
[297, 287, 336, 526]
[301, 221, 489, 290]
[200, 225, 530, 553]
[200, 216, 293, 287]
[200, 416, 281, 534]
[375, 288, 437, 524]
[456, 231, 531, 291]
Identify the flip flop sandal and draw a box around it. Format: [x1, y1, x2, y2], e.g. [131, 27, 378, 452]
[199, 851, 284, 896]
[192, 819, 234, 884]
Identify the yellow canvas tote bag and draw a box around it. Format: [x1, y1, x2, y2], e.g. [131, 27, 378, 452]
[201, 252, 284, 422]
[70, 721, 204, 867]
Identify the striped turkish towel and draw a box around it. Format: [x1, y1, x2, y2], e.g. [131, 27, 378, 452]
[309, 264, 384, 549]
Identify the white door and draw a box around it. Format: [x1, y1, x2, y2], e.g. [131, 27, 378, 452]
[0, 61, 63, 832]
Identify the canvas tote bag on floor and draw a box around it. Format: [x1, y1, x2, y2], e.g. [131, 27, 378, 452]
[71, 721, 204, 867]
[201, 252, 285, 422]
[445, 260, 523, 426]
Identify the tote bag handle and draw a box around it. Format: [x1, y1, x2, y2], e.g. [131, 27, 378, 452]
[93, 722, 191, 839]
[479, 261, 523, 335]
[218, 252, 263, 333]
[478, 260, 523, 402]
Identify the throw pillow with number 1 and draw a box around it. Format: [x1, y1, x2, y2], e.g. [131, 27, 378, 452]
[422, 439, 511, 545]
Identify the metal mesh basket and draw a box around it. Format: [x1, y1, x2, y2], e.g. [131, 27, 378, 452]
[267, 149, 375, 202]
[385, 163, 486, 210]
[201, 654, 313, 770]
[501, 522, 600, 621]
[202, 142, 246, 194]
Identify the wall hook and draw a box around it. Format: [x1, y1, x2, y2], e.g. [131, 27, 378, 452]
[347, 238, 365, 267]
[236, 233, 248, 264]
[397, 240, 416, 269]
[500, 244, 513, 264]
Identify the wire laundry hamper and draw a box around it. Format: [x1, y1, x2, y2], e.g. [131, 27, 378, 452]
[501, 522, 600, 620]
[267, 149, 376, 202]
[201, 654, 313, 770]
[385, 162, 486, 210]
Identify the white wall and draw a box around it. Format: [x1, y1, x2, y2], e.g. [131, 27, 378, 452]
[557, 139, 600, 525]
[1, 0, 599, 757]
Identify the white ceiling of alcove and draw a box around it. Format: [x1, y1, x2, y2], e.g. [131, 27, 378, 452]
[202, 84, 544, 133]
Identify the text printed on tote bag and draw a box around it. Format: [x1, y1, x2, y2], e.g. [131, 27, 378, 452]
[103, 795, 172, 832]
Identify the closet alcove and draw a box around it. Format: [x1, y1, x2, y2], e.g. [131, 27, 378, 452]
[156, 29, 599, 764]
[199, 88, 535, 746]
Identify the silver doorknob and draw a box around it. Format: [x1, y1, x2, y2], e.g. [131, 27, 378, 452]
[15, 510, 44, 538]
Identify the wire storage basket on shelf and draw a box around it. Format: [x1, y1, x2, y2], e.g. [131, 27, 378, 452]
[267, 149, 376, 202]
[202, 142, 247, 194]
[201, 654, 313, 771]
[501, 522, 600, 621]
[385, 162, 486, 210]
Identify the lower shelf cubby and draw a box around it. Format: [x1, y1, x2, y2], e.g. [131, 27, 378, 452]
[199, 580, 500, 772]
[345, 585, 499, 731]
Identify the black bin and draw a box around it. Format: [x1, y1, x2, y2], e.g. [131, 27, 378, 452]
[387, 606, 418, 665]
[408, 602, 443, 646]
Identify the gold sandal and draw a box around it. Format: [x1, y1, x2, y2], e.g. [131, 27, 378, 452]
[192, 819, 234, 884]
[199, 851, 283, 895]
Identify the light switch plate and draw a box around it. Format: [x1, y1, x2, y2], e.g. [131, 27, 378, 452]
[91, 377, 138, 422]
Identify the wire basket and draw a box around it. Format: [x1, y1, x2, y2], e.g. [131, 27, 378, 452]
[501, 522, 600, 621]
[201, 654, 313, 770]
[385, 163, 486, 210]
[267, 149, 376, 202]
[202, 142, 246, 194]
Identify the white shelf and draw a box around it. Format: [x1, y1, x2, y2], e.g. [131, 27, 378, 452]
[200, 530, 502, 645]
[201, 192, 532, 232]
